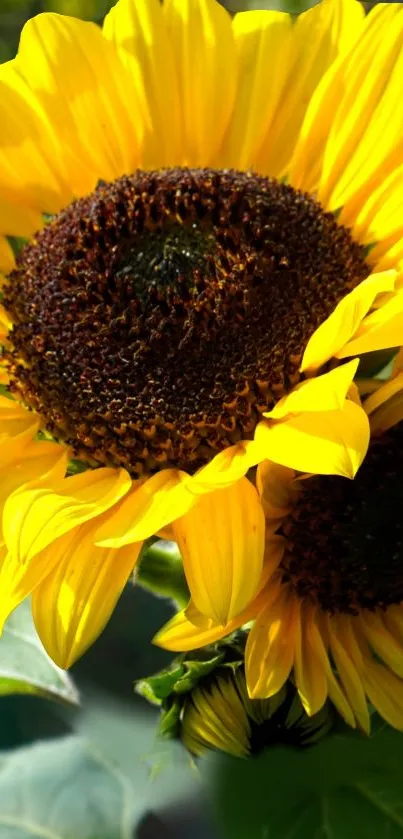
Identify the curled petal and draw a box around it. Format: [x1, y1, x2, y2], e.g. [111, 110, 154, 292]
[301, 272, 396, 374]
[265, 360, 359, 419]
[255, 400, 369, 478]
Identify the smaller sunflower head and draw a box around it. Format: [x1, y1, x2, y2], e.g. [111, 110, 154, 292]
[138, 637, 334, 758]
[156, 371, 403, 734]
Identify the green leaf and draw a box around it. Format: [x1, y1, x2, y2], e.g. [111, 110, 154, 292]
[137, 662, 186, 704]
[209, 726, 403, 839]
[220, 0, 320, 14]
[174, 654, 225, 694]
[0, 601, 79, 705]
[0, 736, 136, 839]
[0, 691, 198, 839]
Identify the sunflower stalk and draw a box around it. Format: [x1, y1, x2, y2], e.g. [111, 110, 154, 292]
[137, 539, 190, 610]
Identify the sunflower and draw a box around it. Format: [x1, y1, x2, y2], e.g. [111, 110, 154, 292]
[179, 667, 333, 757]
[1, 0, 403, 669]
[156, 369, 403, 733]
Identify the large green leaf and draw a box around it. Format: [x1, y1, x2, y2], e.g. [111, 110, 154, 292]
[209, 725, 403, 839]
[220, 0, 320, 13]
[0, 601, 78, 705]
[0, 690, 198, 839]
[0, 736, 135, 839]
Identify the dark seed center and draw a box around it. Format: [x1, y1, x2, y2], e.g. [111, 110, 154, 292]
[3, 167, 369, 476]
[280, 424, 403, 613]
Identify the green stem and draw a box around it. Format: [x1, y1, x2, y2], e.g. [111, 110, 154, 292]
[137, 540, 190, 610]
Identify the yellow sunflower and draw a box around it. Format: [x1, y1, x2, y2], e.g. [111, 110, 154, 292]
[1, 0, 403, 669]
[156, 370, 403, 733]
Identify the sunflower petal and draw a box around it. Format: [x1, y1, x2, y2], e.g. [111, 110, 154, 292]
[361, 659, 403, 731]
[342, 163, 403, 264]
[94, 470, 196, 547]
[290, 4, 403, 210]
[32, 524, 141, 668]
[0, 397, 40, 467]
[255, 400, 369, 478]
[17, 13, 139, 196]
[246, 586, 300, 699]
[358, 611, 403, 679]
[154, 583, 271, 652]
[328, 614, 370, 733]
[4, 467, 131, 563]
[0, 439, 67, 544]
[0, 59, 72, 220]
[103, 0, 181, 168]
[336, 290, 403, 359]
[0, 237, 15, 275]
[294, 603, 327, 716]
[163, 0, 235, 166]
[310, 620, 356, 728]
[173, 477, 265, 625]
[220, 10, 292, 171]
[266, 360, 359, 418]
[190, 440, 261, 494]
[252, 0, 364, 179]
[301, 272, 397, 374]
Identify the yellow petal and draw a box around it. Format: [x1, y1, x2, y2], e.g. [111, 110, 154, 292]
[32, 523, 141, 668]
[361, 659, 403, 731]
[0, 237, 15, 274]
[294, 602, 327, 716]
[94, 469, 196, 547]
[219, 10, 293, 171]
[358, 611, 403, 679]
[173, 477, 265, 625]
[252, 0, 364, 179]
[266, 360, 359, 418]
[17, 13, 139, 197]
[336, 290, 403, 359]
[0, 438, 67, 544]
[255, 400, 369, 478]
[4, 467, 131, 563]
[0, 536, 73, 631]
[327, 614, 370, 733]
[190, 440, 262, 494]
[163, 0, 235, 167]
[256, 460, 299, 522]
[301, 272, 397, 374]
[363, 372, 403, 434]
[246, 585, 300, 699]
[309, 614, 356, 728]
[290, 4, 403, 210]
[103, 0, 181, 168]
[384, 605, 403, 649]
[0, 397, 40, 467]
[363, 372, 403, 418]
[0, 57, 73, 221]
[341, 162, 403, 264]
[154, 582, 271, 652]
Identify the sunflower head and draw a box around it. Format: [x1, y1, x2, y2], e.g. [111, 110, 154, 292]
[3, 167, 369, 477]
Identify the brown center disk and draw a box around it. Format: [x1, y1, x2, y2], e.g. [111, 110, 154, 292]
[280, 423, 403, 613]
[3, 168, 369, 476]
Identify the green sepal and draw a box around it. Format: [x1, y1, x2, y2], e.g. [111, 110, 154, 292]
[158, 697, 183, 739]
